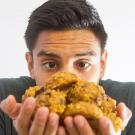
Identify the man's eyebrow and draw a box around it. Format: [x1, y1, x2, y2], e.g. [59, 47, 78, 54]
[74, 51, 96, 57]
[37, 51, 60, 58]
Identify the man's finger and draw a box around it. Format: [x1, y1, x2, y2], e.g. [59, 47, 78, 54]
[117, 103, 132, 128]
[74, 115, 96, 135]
[29, 107, 49, 135]
[56, 126, 67, 135]
[0, 95, 16, 113]
[99, 116, 121, 135]
[64, 116, 78, 135]
[15, 97, 36, 135]
[44, 112, 59, 135]
[0, 95, 21, 119]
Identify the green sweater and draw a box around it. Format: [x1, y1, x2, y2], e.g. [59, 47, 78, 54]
[0, 76, 135, 135]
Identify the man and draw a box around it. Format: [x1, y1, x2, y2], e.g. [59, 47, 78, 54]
[0, 0, 134, 135]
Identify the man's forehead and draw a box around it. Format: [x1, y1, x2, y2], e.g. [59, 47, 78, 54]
[36, 29, 99, 44]
[33, 29, 101, 56]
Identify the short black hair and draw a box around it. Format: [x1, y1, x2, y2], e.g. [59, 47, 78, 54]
[25, 0, 107, 51]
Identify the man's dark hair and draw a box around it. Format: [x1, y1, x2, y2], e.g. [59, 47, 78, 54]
[25, 0, 107, 51]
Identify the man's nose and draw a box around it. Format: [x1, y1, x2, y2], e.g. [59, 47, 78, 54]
[60, 65, 75, 74]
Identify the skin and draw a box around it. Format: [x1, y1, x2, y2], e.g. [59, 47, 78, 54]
[26, 29, 107, 85]
[0, 30, 132, 135]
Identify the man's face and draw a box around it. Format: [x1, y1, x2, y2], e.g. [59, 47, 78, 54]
[26, 30, 107, 86]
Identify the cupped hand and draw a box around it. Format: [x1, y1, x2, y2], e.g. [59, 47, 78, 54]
[0, 95, 59, 135]
[63, 103, 132, 135]
[0, 96, 132, 135]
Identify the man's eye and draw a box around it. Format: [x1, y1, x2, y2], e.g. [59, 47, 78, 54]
[42, 62, 58, 70]
[76, 61, 91, 69]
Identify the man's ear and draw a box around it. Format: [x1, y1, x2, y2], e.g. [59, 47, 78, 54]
[99, 50, 108, 80]
[25, 52, 35, 79]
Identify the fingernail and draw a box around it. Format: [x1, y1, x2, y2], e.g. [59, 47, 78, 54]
[0, 99, 9, 112]
[1, 97, 8, 106]
[0, 95, 13, 111]
[75, 116, 84, 127]
[122, 104, 127, 119]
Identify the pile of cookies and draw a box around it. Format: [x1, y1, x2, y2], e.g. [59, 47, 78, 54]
[22, 72, 122, 135]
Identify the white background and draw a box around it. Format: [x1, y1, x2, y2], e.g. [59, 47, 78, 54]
[0, 0, 135, 81]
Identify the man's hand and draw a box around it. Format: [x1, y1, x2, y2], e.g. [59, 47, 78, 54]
[63, 102, 132, 135]
[0, 96, 132, 135]
[0, 95, 59, 135]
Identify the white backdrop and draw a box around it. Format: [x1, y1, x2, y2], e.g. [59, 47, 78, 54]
[0, 0, 135, 81]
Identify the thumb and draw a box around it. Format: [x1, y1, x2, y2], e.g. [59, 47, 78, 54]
[0, 95, 21, 120]
[117, 102, 132, 128]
